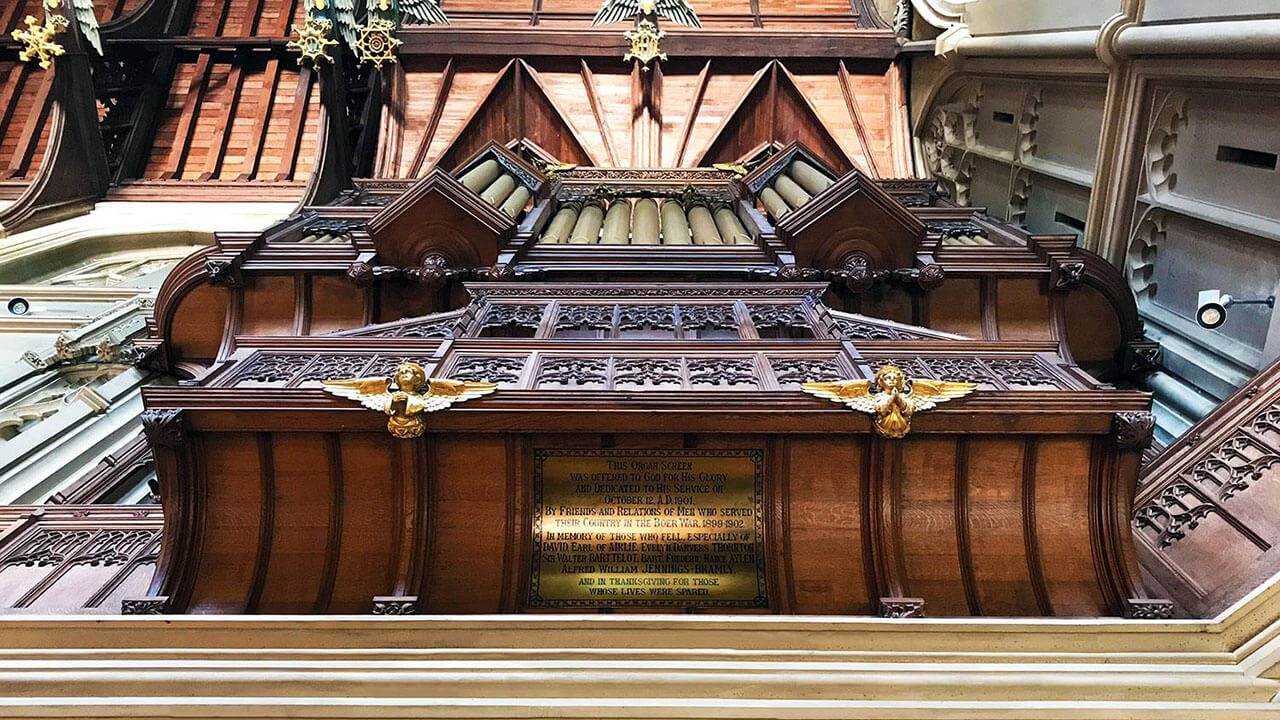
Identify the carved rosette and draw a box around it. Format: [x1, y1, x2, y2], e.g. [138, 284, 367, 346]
[141, 409, 185, 449]
[895, 263, 945, 291]
[879, 597, 925, 618]
[832, 254, 885, 292]
[404, 255, 453, 291]
[371, 595, 419, 615]
[1126, 598, 1175, 620]
[121, 596, 169, 615]
[1113, 411, 1156, 451]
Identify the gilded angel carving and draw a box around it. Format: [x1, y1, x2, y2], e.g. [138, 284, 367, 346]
[322, 362, 496, 439]
[802, 365, 975, 438]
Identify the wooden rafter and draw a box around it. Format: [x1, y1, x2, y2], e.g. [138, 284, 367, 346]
[161, 53, 213, 180]
[579, 60, 618, 167]
[674, 60, 711, 167]
[0, 65, 26, 144]
[237, 58, 283, 181]
[199, 61, 247, 181]
[837, 59, 880, 177]
[407, 58, 456, 178]
[276, 65, 314, 181]
[5, 70, 54, 179]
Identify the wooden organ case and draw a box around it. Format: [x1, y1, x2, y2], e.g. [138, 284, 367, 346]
[134, 144, 1169, 618]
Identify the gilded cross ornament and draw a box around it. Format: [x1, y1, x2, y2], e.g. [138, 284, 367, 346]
[624, 20, 666, 67]
[12, 13, 70, 70]
[354, 17, 402, 69]
[287, 16, 338, 65]
[322, 362, 497, 439]
[801, 365, 976, 438]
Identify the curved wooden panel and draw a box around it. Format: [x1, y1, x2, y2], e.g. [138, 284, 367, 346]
[329, 433, 399, 612]
[900, 436, 968, 616]
[1034, 436, 1107, 616]
[257, 433, 333, 613]
[1063, 284, 1122, 371]
[188, 432, 263, 613]
[965, 436, 1040, 616]
[169, 283, 229, 364]
[786, 435, 871, 614]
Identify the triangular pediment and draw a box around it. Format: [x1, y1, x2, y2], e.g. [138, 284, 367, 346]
[365, 167, 514, 269]
[695, 61, 854, 175]
[435, 60, 599, 172]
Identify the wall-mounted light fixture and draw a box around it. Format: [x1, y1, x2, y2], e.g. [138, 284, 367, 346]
[1196, 289, 1276, 329]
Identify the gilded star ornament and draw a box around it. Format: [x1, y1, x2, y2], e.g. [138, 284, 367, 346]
[624, 19, 666, 67]
[287, 16, 338, 65]
[322, 362, 497, 439]
[801, 365, 976, 439]
[12, 13, 70, 71]
[355, 16, 402, 69]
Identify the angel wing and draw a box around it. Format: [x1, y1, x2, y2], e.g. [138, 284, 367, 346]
[333, 0, 359, 49]
[592, 0, 639, 26]
[654, 0, 701, 27]
[71, 0, 103, 55]
[801, 379, 878, 414]
[400, 0, 449, 25]
[906, 379, 976, 412]
[415, 378, 499, 410]
[321, 376, 392, 411]
[592, 0, 703, 27]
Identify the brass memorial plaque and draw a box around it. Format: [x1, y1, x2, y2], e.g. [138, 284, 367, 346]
[529, 449, 767, 608]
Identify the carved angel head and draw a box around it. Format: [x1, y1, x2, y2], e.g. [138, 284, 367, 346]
[393, 362, 428, 393]
[873, 365, 907, 393]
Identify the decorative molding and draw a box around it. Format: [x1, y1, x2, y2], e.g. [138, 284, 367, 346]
[1052, 260, 1086, 292]
[371, 596, 419, 615]
[1145, 91, 1188, 198]
[121, 596, 169, 615]
[1016, 88, 1042, 164]
[879, 597, 925, 618]
[140, 409, 185, 449]
[1125, 208, 1163, 305]
[1114, 411, 1156, 451]
[926, 220, 987, 240]
[1126, 598, 1175, 620]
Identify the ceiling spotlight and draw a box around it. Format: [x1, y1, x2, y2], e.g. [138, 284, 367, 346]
[6, 297, 30, 316]
[1196, 289, 1275, 329]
